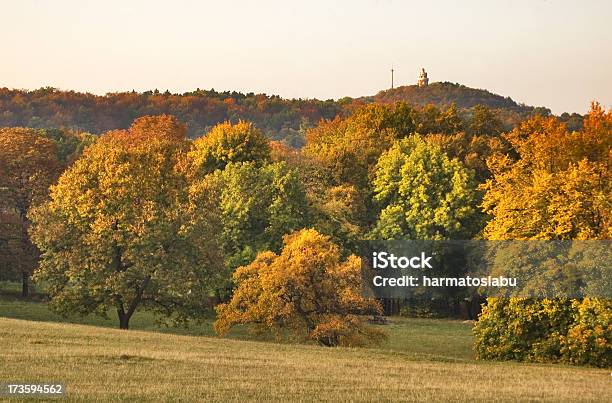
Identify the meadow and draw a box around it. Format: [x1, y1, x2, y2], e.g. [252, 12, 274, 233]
[0, 284, 610, 402]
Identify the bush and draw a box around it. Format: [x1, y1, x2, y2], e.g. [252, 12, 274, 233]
[474, 298, 611, 367]
[561, 298, 612, 367]
[214, 229, 386, 347]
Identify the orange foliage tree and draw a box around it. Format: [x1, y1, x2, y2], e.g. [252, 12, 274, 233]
[0, 128, 61, 296]
[214, 229, 386, 347]
[482, 105, 611, 240]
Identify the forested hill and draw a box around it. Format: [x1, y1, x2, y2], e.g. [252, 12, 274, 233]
[367, 82, 545, 112]
[0, 83, 576, 144]
[364, 82, 562, 129]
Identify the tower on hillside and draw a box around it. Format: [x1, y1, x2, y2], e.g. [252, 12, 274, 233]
[417, 68, 429, 87]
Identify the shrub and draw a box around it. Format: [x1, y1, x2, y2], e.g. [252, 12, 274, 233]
[214, 229, 386, 347]
[474, 298, 611, 367]
[561, 298, 611, 367]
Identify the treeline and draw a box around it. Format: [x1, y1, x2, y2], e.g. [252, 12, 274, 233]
[0, 84, 583, 146]
[0, 87, 344, 146]
[0, 101, 609, 364]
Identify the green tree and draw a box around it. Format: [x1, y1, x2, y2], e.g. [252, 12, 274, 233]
[30, 116, 223, 329]
[369, 135, 481, 240]
[40, 128, 96, 165]
[270, 141, 365, 252]
[310, 184, 368, 253]
[201, 161, 309, 278]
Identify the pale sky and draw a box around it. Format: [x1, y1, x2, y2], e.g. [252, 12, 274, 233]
[1, 0, 610, 114]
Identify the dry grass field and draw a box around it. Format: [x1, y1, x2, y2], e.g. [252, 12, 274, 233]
[1, 316, 610, 402]
[0, 284, 610, 401]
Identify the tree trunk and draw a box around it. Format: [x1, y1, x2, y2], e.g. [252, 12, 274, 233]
[116, 276, 150, 330]
[118, 310, 130, 330]
[119, 316, 130, 330]
[21, 271, 29, 298]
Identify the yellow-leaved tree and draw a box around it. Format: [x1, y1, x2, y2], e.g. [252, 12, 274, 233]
[188, 120, 271, 175]
[214, 228, 386, 347]
[482, 105, 610, 240]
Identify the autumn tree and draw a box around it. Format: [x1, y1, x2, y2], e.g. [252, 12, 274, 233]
[414, 103, 464, 135]
[126, 114, 188, 141]
[482, 107, 611, 240]
[369, 135, 481, 240]
[467, 105, 504, 136]
[214, 229, 385, 347]
[201, 161, 309, 280]
[476, 104, 611, 367]
[189, 120, 271, 175]
[303, 102, 415, 191]
[30, 116, 223, 329]
[425, 132, 509, 182]
[0, 128, 61, 297]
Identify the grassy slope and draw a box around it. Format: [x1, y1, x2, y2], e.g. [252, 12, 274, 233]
[0, 295, 473, 360]
[2, 318, 610, 402]
[0, 287, 610, 401]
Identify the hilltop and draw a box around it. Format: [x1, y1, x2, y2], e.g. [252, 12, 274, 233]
[362, 82, 557, 129]
[366, 81, 548, 111]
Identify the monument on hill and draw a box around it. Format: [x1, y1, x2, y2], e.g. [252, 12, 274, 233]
[417, 68, 429, 87]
